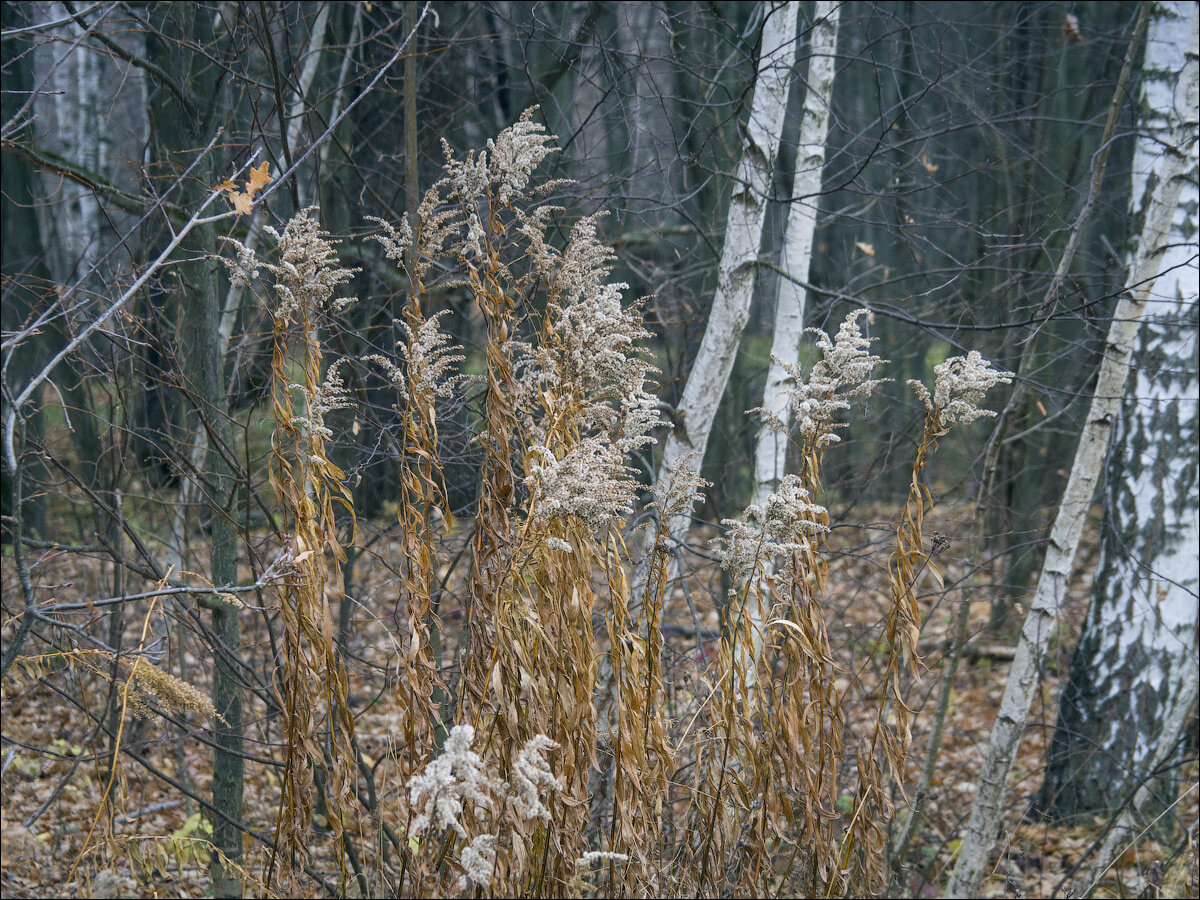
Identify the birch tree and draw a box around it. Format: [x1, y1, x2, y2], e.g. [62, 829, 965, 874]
[742, 0, 840, 682]
[590, 0, 799, 833]
[631, 0, 799, 617]
[947, 5, 1200, 896]
[1031, 0, 1200, 826]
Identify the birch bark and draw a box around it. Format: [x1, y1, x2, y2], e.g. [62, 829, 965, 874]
[590, 0, 799, 834]
[742, 0, 839, 685]
[629, 0, 799, 620]
[1031, 0, 1200, 826]
[946, 6, 1200, 896]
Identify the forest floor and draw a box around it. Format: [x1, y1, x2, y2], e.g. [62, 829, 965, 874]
[2, 503, 1197, 899]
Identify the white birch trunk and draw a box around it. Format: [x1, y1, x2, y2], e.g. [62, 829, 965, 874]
[629, 0, 799, 619]
[32, 2, 109, 285]
[742, 0, 839, 687]
[1081, 654, 1199, 895]
[286, 2, 330, 210]
[946, 6, 1200, 896]
[590, 0, 799, 833]
[1032, 0, 1200, 827]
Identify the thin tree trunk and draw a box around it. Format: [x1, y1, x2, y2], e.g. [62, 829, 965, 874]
[590, 0, 799, 837]
[742, 0, 839, 687]
[631, 0, 799, 619]
[146, 5, 244, 893]
[947, 7, 1199, 895]
[892, 11, 1149, 881]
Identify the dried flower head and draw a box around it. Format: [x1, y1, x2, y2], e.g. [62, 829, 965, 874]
[369, 215, 414, 270]
[525, 438, 639, 533]
[261, 209, 358, 324]
[443, 107, 556, 207]
[125, 660, 219, 723]
[399, 312, 466, 403]
[716, 474, 829, 578]
[219, 238, 260, 288]
[514, 215, 663, 531]
[651, 452, 711, 523]
[289, 359, 352, 442]
[508, 734, 563, 822]
[406, 724, 498, 839]
[457, 834, 497, 890]
[758, 309, 888, 447]
[908, 350, 1013, 427]
[576, 851, 631, 866]
[364, 312, 466, 411]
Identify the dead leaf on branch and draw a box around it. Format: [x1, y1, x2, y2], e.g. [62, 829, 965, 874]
[219, 160, 272, 214]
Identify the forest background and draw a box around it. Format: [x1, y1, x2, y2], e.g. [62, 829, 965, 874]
[1, 1, 1196, 898]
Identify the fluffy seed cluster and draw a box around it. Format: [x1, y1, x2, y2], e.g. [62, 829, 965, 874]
[437, 108, 557, 259]
[366, 311, 466, 409]
[265, 209, 358, 324]
[717, 474, 828, 578]
[458, 834, 497, 890]
[125, 660, 219, 723]
[526, 438, 639, 533]
[369, 215, 414, 269]
[759, 309, 888, 447]
[398, 312, 466, 403]
[405, 724, 563, 890]
[651, 452, 711, 524]
[407, 724, 496, 839]
[442, 108, 556, 208]
[220, 239, 261, 288]
[908, 350, 1013, 426]
[576, 851, 631, 866]
[520, 218, 663, 531]
[508, 734, 563, 822]
[289, 359, 352, 443]
[222, 209, 357, 322]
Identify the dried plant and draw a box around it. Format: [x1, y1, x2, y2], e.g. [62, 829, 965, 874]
[681, 311, 887, 895]
[241, 208, 361, 887]
[842, 350, 1013, 891]
[199, 117, 1017, 900]
[363, 108, 665, 894]
[369, 229, 466, 792]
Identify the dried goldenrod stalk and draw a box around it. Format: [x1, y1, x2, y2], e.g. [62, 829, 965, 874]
[405, 725, 564, 893]
[18, 648, 219, 724]
[248, 208, 361, 885]
[378, 110, 662, 893]
[370, 220, 467, 787]
[685, 312, 888, 896]
[842, 349, 1012, 892]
